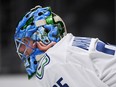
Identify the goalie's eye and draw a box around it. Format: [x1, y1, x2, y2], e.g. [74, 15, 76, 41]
[23, 38, 28, 44]
[22, 37, 32, 45]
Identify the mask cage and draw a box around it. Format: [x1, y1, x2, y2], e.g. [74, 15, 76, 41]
[15, 38, 34, 61]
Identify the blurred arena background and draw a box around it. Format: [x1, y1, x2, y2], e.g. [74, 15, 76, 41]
[0, 0, 115, 87]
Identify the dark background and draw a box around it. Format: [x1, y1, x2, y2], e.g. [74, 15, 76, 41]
[0, 0, 115, 74]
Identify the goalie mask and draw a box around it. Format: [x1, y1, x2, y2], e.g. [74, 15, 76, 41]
[14, 5, 67, 78]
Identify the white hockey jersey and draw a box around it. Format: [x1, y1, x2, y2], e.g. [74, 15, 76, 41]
[34, 33, 116, 87]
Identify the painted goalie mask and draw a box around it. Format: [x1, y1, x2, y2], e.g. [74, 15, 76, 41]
[14, 5, 67, 78]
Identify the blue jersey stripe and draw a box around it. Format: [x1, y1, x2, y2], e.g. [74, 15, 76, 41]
[96, 42, 115, 55]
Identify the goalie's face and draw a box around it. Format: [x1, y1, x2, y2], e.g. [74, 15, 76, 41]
[19, 37, 35, 57]
[15, 37, 35, 60]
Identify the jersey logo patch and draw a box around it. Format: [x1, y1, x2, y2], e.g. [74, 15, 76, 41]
[72, 37, 91, 50]
[36, 53, 50, 79]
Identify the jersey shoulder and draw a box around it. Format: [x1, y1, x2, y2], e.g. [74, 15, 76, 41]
[71, 36, 116, 56]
